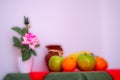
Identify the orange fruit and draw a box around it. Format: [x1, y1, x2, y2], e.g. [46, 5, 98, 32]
[62, 57, 77, 72]
[95, 56, 108, 71]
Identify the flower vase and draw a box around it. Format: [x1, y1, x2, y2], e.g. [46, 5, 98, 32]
[17, 57, 33, 73]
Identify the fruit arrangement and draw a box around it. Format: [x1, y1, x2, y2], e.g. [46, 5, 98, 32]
[47, 51, 108, 72]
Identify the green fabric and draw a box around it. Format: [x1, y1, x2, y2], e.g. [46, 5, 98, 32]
[3, 72, 113, 80]
[3, 73, 30, 80]
[44, 72, 87, 80]
[82, 71, 113, 80]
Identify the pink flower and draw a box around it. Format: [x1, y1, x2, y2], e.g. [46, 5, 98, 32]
[22, 33, 39, 50]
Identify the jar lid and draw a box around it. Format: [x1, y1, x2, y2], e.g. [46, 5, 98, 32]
[46, 44, 63, 51]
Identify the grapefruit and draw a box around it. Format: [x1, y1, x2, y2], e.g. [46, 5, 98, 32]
[77, 54, 96, 71]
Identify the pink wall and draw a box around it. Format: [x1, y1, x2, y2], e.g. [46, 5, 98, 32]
[0, 0, 120, 79]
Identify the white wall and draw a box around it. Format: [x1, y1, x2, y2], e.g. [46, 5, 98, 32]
[0, 0, 120, 79]
[100, 0, 120, 68]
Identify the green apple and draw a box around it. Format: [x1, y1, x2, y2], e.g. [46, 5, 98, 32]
[49, 56, 63, 72]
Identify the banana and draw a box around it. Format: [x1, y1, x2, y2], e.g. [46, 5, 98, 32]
[67, 51, 92, 61]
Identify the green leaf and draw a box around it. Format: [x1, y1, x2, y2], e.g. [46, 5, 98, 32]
[22, 49, 31, 61]
[13, 44, 22, 48]
[13, 36, 21, 44]
[13, 36, 22, 48]
[22, 28, 28, 34]
[12, 27, 24, 36]
[30, 49, 37, 56]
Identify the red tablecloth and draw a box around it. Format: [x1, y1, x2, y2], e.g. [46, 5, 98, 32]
[29, 72, 48, 80]
[106, 69, 120, 80]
